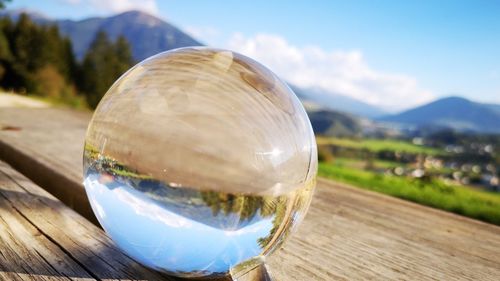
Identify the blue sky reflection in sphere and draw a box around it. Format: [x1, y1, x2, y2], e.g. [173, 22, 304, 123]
[84, 173, 274, 274]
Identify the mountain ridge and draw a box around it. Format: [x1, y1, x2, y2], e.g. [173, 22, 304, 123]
[379, 96, 500, 133]
[1, 9, 202, 61]
[3, 9, 498, 135]
[290, 84, 387, 118]
[57, 10, 202, 61]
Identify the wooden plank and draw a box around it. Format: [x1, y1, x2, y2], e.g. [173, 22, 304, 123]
[1, 107, 500, 280]
[268, 178, 500, 280]
[0, 108, 94, 222]
[0, 160, 176, 280]
[0, 183, 89, 281]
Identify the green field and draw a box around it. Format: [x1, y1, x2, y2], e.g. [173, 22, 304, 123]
[331, 157, 401, 169]
[318, 162, 500, 225]
[317, 137, 444, 155]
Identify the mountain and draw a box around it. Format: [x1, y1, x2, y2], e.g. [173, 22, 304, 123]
[379, 96, 500, 133]
[485, 103, 500, 115]
[2, 9, 202, 61]
[307, 109, 362, 137]
[0, 8, 50, 22]
[290, 85, 387, 118]
[0, 9, 370, 135]
[57, 11, 202, 61]
[3, 9, 386, 119]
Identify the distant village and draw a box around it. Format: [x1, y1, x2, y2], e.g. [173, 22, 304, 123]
[318, 129, 499, 193]
[386, 138, 498, 192]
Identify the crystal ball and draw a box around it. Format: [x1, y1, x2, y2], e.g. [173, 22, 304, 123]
[83, 47, 317, 278]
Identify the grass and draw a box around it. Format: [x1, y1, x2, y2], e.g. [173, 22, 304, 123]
[374, 159, 402, 169]
[330, 157, 365, 169]
[84, 143, 153, 180]
[332, 157, 402, 170]
[29, 94, 89, 110]
[318, 162, 500, 226]
[317, 136, 444, 155]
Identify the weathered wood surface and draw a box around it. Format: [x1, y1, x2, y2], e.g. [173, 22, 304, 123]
[1, 107, 500, 280]
[0, 159, 178, 280]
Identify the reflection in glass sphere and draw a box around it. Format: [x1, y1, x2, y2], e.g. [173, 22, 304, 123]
[83, 47, 317, 278]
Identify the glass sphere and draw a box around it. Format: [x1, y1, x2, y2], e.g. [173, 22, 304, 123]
[83, 47, 317, 278]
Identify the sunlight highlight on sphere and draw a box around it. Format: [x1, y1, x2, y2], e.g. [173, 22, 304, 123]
[83, 47, 317, 278]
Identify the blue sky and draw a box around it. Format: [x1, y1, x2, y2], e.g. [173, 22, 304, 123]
[8, 0, 500, 110]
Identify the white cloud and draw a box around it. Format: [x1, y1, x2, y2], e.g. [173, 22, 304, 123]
[114, 187, 192, 228]
[61, 0, 81, 4]
[63, 0, 159, 15]
[93, 0, 158, 15]
[184, 26, 220, 45]
[227, 33, 434, 111]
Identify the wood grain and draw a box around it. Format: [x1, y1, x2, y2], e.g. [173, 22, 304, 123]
[0, 159, 178, 280]
[1, 107, 500, 280]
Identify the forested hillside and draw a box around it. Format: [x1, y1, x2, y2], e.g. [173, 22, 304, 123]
[0, 13, 133, 108]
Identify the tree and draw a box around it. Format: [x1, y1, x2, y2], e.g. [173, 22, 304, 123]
[0, 13, 133, 109]
[8, 13, 36, 90]
[114, 35, 134, 75]
[1, 13, 79, 97]
[0, 18, 12, 81]
[78, 31, 113, 108]
[78, 31, 134, 108]
[40, 25, 77, 81]
[0, 0, 11, 9]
